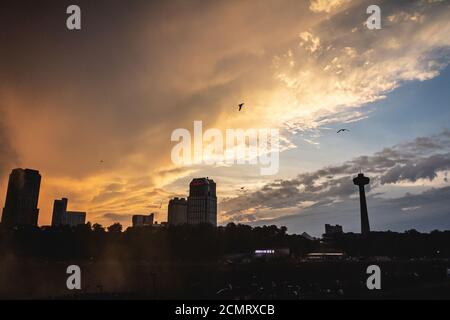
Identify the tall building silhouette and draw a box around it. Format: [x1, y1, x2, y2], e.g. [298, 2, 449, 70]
[64, 211, 86, 227]
[353, 173, 371, 235]
[325, 224, 343, 236]
[1, 168, 41, 227]
[51, 198, 86, 227]
[51, 198, 68, 227]
[168, 197, 187, 226]
[187, 178, 217, 226]
[132, 213, 154, 227]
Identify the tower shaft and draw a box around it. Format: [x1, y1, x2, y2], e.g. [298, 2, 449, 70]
[358, 185, 370, 234]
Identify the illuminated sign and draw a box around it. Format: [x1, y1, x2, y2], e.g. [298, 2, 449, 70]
[190, 180, 209, 186]
[255, 250, 275, 254]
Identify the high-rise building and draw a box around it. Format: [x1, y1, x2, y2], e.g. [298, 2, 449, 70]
[168, 197, 187, 226]
[51, 198, 86, 227]
[132, 213, 154, 227]
[1, 168, 41, 227]
[51, 198, 68, 227]
[64, 211, 86, 227]
[324, 224, 343, 236]
[187, 178, 217, 226]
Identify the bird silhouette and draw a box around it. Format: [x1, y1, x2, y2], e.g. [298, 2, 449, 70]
[238, 103, 244, 111]
[337, 129, 350, 134]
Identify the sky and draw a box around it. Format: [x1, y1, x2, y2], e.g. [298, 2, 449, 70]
[0, 0, 449, 235]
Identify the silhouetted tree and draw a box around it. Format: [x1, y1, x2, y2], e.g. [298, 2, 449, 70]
[93, 223, 105, 233]
[107, 223, 122, 233]
[0, 222, 449, 262]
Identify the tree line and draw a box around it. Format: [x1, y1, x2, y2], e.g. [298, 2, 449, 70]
[0, 222, 449, 261]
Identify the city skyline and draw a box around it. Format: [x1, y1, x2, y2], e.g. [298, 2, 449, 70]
[1, 172, 221, 229]
[0, 0, 450, 236]
[0, 166, 428, 238]
[1, 173, 219, 228]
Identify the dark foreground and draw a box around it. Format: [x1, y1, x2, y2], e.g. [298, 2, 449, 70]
[1, 224, 449, 299]
[1, 258, 449, 300]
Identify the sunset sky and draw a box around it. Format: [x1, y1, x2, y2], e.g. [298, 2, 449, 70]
[0, 0, 449, 235]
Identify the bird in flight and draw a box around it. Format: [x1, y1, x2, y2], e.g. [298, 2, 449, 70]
[238, 103, 244, 111]
[337, 129, 350, 134]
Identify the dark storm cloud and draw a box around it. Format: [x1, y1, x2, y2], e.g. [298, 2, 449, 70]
[380, 153, 450, 184]
[0, 0, 314, 181]
[0, 0, 241, 178]
[0, 0, 171, 177]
